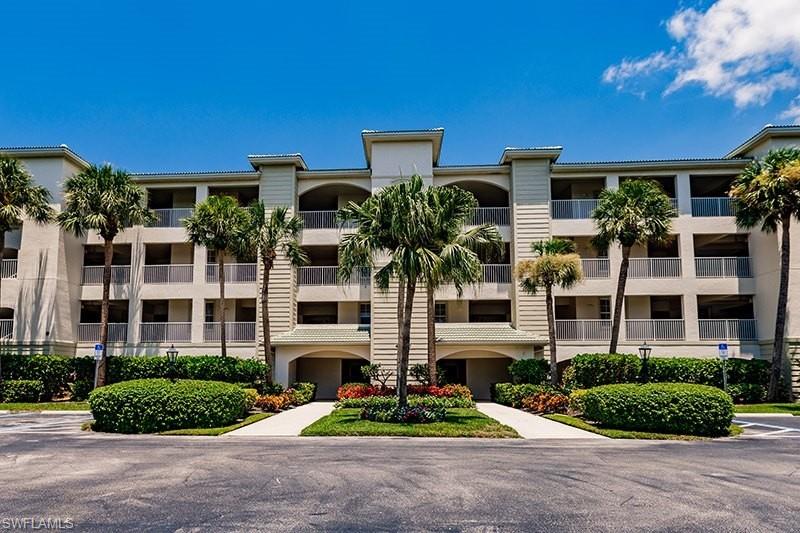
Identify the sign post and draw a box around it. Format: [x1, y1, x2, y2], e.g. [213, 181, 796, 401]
[717, 343, 729, 392]
[93, 343, 104, 389]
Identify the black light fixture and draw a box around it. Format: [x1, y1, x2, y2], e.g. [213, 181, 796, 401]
[166, 344, 179, 382]
[638, 342, 652, 383]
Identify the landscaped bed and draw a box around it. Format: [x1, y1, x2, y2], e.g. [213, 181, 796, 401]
[734, 403, 800, 415]
[300, 408, 519, 438]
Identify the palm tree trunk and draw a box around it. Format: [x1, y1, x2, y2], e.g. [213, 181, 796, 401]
[398, 277, 416, 407]
[609, 245, 631, 353]
[395, 277, 405, 389]
[218, 253, 227, 358]
[768, 216, 791, 401]
[261, 260, 273, 384]
[426, 284, 437, 386]
[97, 237, 113, 387]
[545, 284, 558, 387]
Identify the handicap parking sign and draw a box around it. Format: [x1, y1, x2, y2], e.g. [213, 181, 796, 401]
[718, 343, 729, 359]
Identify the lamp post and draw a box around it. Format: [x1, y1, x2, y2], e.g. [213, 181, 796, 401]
[166, 344, 179, 383]
[638, 342, 652, 383]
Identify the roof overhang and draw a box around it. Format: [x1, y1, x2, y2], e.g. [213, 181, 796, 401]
[551, 158, 750, 174]
[724, 125, 800, 159]
[0, 145, 90, 170]
[272, 324, 371, 345]
[131, 170, 259, 184]
[499, 147, 563, 165]
[361, 128, 444, 166]
[247, 153, 308, 170]
[435, 323, 547, 345]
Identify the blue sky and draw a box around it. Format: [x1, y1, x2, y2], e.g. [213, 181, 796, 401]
[1, 1, 798, 172]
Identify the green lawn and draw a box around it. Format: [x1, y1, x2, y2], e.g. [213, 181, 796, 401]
[0, 401, 90, 411]
[544, 414, 743, 440]
[734, 403, 800, 415]
[301, 408, 520, 438]
[159, 413, 272, 436]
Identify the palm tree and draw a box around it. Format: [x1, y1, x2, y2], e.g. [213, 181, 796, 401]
[730, 147, 800, 401]
[338, 175, 432, 406]
[516, 238, 583, 386]
[58, 164, 154, 387]
[422, 185, 503, 385]
[240, 203, 308, 384]
[0, 156, 55, 385]
[592, 179, 674, 353]
[184, 195, 250, 358]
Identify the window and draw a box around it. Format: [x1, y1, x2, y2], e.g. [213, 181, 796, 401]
[205, 302, 215, 323]
[359, 303, 371, 326]
[599, 297, 611, 320]
[434, 303, 447, 323]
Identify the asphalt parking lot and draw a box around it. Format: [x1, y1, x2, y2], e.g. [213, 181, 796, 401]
[1, 411, 799, 532]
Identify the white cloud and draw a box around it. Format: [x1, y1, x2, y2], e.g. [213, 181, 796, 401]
[780, 96, 800, 124]
[604, 0, 800, 120]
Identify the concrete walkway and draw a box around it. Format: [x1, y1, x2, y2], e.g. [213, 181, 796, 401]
[476, 403, 606, 439]
[226, 402, 335, 437]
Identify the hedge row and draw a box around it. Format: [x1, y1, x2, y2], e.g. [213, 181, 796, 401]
[1, 379, 44, 402]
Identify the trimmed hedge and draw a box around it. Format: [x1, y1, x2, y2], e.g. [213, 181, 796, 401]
[582, 383, 734, 437]
[564, 353, 770, 390]
[1, 379, 44, 402]
[337, 395, 475, 409]
[361, 404, 447, 423]
[492, 383, 557, 408]
[1, 354, 73, 399]
[89, 379, 247, 434]
[508, 359, 549, 385]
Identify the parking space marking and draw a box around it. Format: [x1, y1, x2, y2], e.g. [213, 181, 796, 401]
[734, 418, 800, 439]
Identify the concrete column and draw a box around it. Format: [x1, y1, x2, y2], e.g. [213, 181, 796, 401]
[190, 185, 209, 345]
[127, 238, 146, 346]
[683, 293, 700, 342]
[676, 172, 692, 216]
[605, 175, 619, 190]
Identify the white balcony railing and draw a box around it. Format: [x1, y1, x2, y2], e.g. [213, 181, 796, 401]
[550, 199, 598, 220]
[694, 257, 752, 278]
[469, 207, 511, 226]
[555, 319, 612, 341]
[628, 257, 681, 278]
[143, 264, 194, 284]
[0, 319, 13, 340]
[81, 265, 131, 285]
[625, 319, 685, 341]
[297, 266, 371, 286]
[299, 210, 356, 230]
[203, 322, 256, 342]
[581, 258, 610, 279]
[482, 264, 511, 283]
[1, 259, 17, 279]
[669, 198, 679, 214]
[205, 263, 257, 283]
[140, 322, 192, 343]
[691, 197, 735, 217]
[699, 319, 758, 341]
[147, 208, 194, 228]
[78, 323, 128, 343]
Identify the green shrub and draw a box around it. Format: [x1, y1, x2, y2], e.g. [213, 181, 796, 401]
[1, 379, 44, 402]
[88, 379, 246, 434]
[337, 394, 474, 409]
[492, 383, 556, 408]
[290, 382, 317, 405]
[243, 388, 259, 411]
[361, 404, 447, 423]
[726, 383, 768, 404]
[582, 383, 734, 437]
[70, 379, 94, 401]
[564, 353, 640, 389]
[568, 389, 588, 414]
[508, 359, 549, 385]
[2, 354, 73, 399]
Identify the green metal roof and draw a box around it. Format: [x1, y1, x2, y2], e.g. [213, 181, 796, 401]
[273, 324, 371, 345]
[435, 323, 546, 345]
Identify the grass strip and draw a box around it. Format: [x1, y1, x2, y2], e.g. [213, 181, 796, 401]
[543, 414, 742, 440]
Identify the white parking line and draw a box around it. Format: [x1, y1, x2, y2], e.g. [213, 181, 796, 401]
[734, 418, 800, 439]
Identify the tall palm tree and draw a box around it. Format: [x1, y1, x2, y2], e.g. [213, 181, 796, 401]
[422, 185, 503, 385]
[184, 195, 250, 358]
[730, 147, 800, 401]
[239, 203, 308, 384]
[592, 179, 674, 353]
[516, 238, 583, 386]
[0, 156, 55, 385]
[58, 164, 154, 386]
[338, 175, 432, 406]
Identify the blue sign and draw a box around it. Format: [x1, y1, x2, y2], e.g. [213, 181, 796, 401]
[718, 343, 728, 351]
[94, 343, 104, 351]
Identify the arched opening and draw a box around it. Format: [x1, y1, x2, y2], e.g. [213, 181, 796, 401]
[439, 350, 514, 400]
[290, 349, 370, 399]
[446, 181, 509, 207]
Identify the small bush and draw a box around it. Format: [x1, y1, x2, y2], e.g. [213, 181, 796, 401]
[2, 354, 73, 399]
[726, 383, 768, 404]
[582, 383, 734, 437]
[568, 389, 589, 414]
[407, 384, 473, 399]
[508, 359, 549, 385]
[255, 393, 293, 413]
[243, 388, 259, 411]
[337, 383, 395, 400]
[70, 379, 94, 401]
[337, 394, 474, 409]
[289, 382, 317, 405]
[493, 383, 557, 408]
[360, 404, 447, 423]
[520, 391, 569, 414]
[88, 379, 246, 434]
[261, 382, 285, 395]
[1, 379, 44, 402]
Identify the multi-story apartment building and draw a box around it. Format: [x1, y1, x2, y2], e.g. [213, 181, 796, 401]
[2, 126, 800, 398]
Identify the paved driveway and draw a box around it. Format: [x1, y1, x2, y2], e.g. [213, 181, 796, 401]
[0, 411, 90, 436]
[735, 415, 800, 438]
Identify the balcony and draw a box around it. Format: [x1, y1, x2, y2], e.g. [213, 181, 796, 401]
[140, 322, 192, 343]
[691, 197, 735, 217]
[699, 319, 758, 341]
[300, 210, 340, 230]
[297, 266, 370, 286]
[203, 322, 256, 342]
[0, 319, 12, 340]
[555, 319, 611, 341]
[205, 263, 257, 283]
[77, 323, 128, 343]
[551, 199, 598, 220]
[625, 319, 685, 341]
[581, 258, 610, 279]
[628, 257, 681, 278]
[81, 265, 131, 285]
[143, 264, 194, 284]
[148, 208, 194, 228]
[1, 259, 17, 279]
[694, 257, 752, 278]
[469, 207, 511, 226]
[482, 264, 511, 283]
